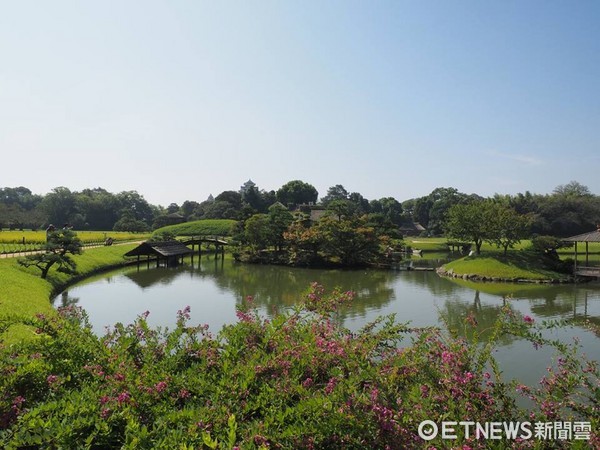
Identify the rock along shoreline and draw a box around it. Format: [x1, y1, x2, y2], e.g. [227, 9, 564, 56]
[435, 267, 574, 284]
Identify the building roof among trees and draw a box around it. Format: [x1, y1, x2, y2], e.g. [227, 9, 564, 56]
[399, 222, 426, 232]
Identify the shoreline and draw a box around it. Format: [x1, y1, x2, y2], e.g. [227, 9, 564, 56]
[435, 266, 575, 284]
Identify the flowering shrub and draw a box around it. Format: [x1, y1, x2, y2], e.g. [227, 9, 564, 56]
[0, 284, 598, 449]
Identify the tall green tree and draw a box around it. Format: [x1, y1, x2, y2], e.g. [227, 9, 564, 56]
[276, 180, 318, 208]
[116, 191, 155, 226]
[244, 214, 271, 252]
[40, 187, 76, 226]
[378, 197, 404, 226]
[326, 199, 356, 221]
[75, 188, 120, 230]
[313, 216, 380, 266]
[444, 201, 496, 254]
[267, 202, 294, 251]
[320, 184, 348, 206]
[487, 206, 532, 255]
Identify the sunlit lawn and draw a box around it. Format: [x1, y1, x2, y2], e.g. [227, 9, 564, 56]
[405, 237, 600, 258]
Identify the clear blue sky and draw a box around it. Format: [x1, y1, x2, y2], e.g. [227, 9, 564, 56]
[1, 0, 598, 206]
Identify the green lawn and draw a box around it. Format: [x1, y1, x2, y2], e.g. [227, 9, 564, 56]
[406, 237, 600, 256]
[0, 244, 138, 345]
[441, 251, 570, 281]
[405, 237, 530, 252]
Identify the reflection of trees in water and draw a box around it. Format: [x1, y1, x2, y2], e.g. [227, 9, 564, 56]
[192, 260, 398, 319]
[544, 289, 600, 338]
[52, 290, 80, 308]
[94, 258, 600, 338]
[400, 271, 465, 297]
[438, 291, 516, 345]
[528, 287, 600, 323]
[437, 280, 600, 341]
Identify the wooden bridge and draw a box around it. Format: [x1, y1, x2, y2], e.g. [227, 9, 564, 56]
[180, 236, 229, 246]
[180, 236, 229, 257]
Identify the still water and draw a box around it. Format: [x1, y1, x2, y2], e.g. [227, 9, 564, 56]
[55, 256, 600, 388]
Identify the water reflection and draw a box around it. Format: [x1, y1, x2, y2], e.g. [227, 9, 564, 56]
[58, 258, 599, 356]
[437, 291, 517, 345]
[53, 290, 80, 308]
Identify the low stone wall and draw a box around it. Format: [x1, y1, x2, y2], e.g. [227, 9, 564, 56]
[435, 267, 573, 284]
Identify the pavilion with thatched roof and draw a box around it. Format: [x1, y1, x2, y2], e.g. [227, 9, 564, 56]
[124, 240, 193, 267]
[562, 226, 600, 278]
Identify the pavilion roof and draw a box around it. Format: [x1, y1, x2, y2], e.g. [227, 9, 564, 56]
[562, 229, 600, 243]
[124, 241, 193, 258]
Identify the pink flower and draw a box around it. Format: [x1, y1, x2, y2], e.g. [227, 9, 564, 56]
[117, 391, 131, 405]
[178, 389, 191, 399]
[46, 374, 59, 385]
[302, 377, 314, 388]
[325, 377, 337, 394]
[113, 373, 125, 381]
[154, 381, 168, 393]
[523, 315, 534, 324]
[12, 396, 25, 408]
[441, 351, 454, 364]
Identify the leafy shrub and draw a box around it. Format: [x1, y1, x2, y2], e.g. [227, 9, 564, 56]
[529, 235, 573, 258]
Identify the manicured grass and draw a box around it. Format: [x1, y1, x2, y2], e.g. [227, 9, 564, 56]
[406, 237, 600, 256]
[0, 244, 138, 345]
[404, 237, 449, 251]
[406, 237, 531, 252]
[0, 260, 55, 344]
[441, 251, 570, 281]
[153, 219, 236, 237]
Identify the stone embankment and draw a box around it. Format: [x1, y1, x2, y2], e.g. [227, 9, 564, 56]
[435, 267, 572, 284]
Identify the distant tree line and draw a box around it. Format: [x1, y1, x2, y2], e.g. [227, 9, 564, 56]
[403, 181, 600, 238]
[0, 180, 598, 237]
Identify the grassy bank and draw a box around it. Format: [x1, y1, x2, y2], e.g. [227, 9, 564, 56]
[439, 251, 571, 282]
[152, 219, 236, 238]
[0, 244, 138, 345]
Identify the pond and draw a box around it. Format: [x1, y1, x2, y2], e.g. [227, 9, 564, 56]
[54, 255, 600, 389]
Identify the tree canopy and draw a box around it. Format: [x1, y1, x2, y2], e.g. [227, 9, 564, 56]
[0, 181, 598, 239]
[445, 201, 532, 255]
[276, 180, 318, 208]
